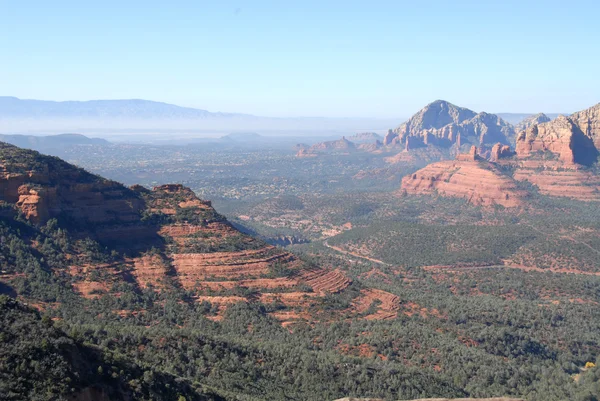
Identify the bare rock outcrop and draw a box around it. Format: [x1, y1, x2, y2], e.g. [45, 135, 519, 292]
[296, 148, 318, 158]
[385, 101, 514, 150]
[348, 132, 383, 144]
[515, 115, 590, 164]
[513, 166, 600, 201]
[456, 145, 479, 162]
[515, 112, 551, 132]
[489, 143, 514, 162]
[401, 159, 525, 208]
[515, 104, 600, 166]
[357, 140, 383, 152]
[0, 142, 144, 226]
[296, 137, 356, 157]
[570, 102, 600, 148]
[508, 103, 600, 200]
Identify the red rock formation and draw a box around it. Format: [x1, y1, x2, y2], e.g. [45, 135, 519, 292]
[299, 268, 352, 294]
[401, 160, 525, 208]
[296, 148, 318, 158]
[513, 167, 600, 201]
[0, 141, 415, 329]
[357, 140, 383, 152]
[351, 289, 400, 320]
[456, 145, 479, 161]
[516, 116, 582, 164]
[509, 103, 600, 200]
[570, 102, 600, 148]
[296, 136, 358, 157]
[383, 129, 397, 146]
[0, 143, 144, 225]
[132, 255, 171, 289]
[489, 143, 514, 162]
[347, 132, 383, 144]
[515, 105, 600, 166]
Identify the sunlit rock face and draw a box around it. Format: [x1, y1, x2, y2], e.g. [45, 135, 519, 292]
[385, 100, 515, 150]
[515, 104, 600, 166]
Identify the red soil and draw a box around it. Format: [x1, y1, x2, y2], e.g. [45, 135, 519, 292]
[72, 281, 109, 299]
[514, 168, 600, 201]
[198, 277, 297, 291]
[300, 268, 352, 294]
[132, 255, 169, 289]
[352, 289, 400, 320]
[171, 249, 296, 289]
[259, 292, 319, 307]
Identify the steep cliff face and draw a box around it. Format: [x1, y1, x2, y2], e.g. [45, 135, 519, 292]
[515, 115, 597, 165]
[0, 142, 144, 226]
[456, 145, 479, 162]
[489, 143, 514, 162]
[465, 112, 516, 146]
[385, 101, 515, 150]
[515, 104, 600, 166]
[386, 100, 477, 145]
[508, 104, 600, 200]
[64, 183, 352, 324]
[570, 102, 600, 148]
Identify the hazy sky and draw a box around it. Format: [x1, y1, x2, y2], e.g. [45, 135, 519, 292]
[1, 0, 599, 118]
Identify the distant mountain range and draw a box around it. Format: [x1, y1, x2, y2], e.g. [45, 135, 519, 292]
[0, 96, 250, 119]
[496, 112, 560, 125]
[0, 133, 109, 150]
[0, 96, 565, 138]
[0, 96, 402, 135]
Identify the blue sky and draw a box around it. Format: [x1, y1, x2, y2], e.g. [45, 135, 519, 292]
[1, 0, 599, 117]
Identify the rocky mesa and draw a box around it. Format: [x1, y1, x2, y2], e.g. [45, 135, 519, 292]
[400, 146, 526, 208]
[296, 136, 356, 157]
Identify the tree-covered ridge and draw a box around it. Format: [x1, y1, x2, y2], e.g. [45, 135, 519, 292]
[0, 295, 223, 401]
[0, 141, 107, 183]
[2, 196, 600, 400]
